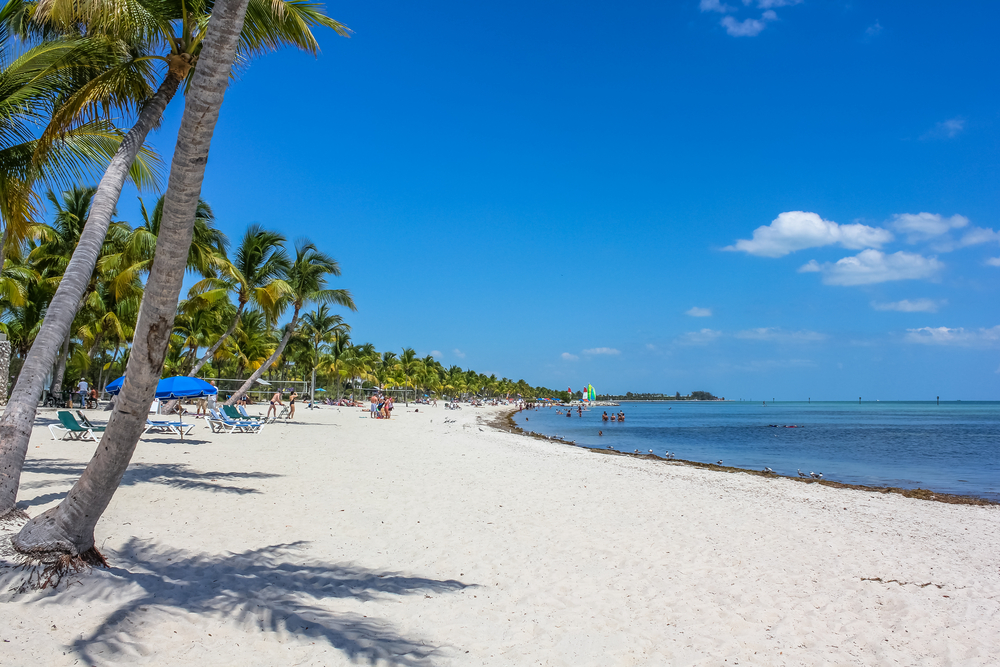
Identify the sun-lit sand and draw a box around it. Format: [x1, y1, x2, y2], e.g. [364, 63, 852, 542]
[1, 403, 998, 665]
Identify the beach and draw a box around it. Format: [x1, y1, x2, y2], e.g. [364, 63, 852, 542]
[1, 403, 998, 665]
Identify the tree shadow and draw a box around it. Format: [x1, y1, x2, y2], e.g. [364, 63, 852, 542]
[65, 539, 471, 665]
[16, 459, 280, 509]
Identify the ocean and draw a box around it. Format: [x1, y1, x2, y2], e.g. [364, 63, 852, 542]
[518, 401, 1000, 501]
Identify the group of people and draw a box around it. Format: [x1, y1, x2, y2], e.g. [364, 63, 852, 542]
[369, 393, 394, 419]
[602, 411, 625, 422]
[72, 379, 98, 409]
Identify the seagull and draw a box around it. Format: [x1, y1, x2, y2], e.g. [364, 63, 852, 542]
[810, 471, 823, 479]
[763, 467, 774, 474]
[716, 460, 724, 466]
[634, 449, 640, 454]
[797, 469, 808, 478]
[649, 449, 654, 455]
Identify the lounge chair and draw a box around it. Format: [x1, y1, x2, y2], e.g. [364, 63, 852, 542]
[207, 409, 264, 434]
[76, 410, 100, 429]
[144, 419, 196, 437]
[49, 411, 105, 442]
[228, 405, 263, 422]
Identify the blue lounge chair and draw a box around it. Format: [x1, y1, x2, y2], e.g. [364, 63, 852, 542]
[207, 409, 263, 434]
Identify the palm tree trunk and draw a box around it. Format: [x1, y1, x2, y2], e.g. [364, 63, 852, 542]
[11, 0, 251, 555]
[0, 73, 185, 519]
[226, 309, 299, 405]
[50, 329, 72, 397]
[188, 301, 244, 377]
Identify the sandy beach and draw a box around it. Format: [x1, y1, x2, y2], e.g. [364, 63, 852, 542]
[1, 403, 998, 666]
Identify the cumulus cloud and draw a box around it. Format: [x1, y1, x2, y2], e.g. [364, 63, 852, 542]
[561, 352, 579, 361]
[452, 348, 466, 358]
[987, 257, 1000, 267]
[680, 329, 723, 345]
[871, 299, 945, 313]
[865, 20, 883, 38]
[721, 15, 768, 36]
[429, 350, 442, 358]
[583, 347, 620, 355]
[686, 307, 712, 317]
[905, 326, 1000, 348]
[923, 117, 966, 140]
[734, 327, 826, 342]
[699, 0, 735, 12]
[891, 212, 968, 242]
[725, 211, 893, 257]
[756, 0, 801, 7]
[799, 249, 944, 286]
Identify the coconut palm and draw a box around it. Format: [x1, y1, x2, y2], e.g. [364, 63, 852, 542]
[0, 0, 349, 521]
[226, 241, 355, 405]
[300, 304, 349, 403]
[186, 224, 289, 377]
[11, 0, 258, 558]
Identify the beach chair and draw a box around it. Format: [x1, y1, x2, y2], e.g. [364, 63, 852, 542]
[76, 410, 100, 429]
[144, 419, 196, 437]
[48, 411, 104, 442]
[228, 405, 263, 422]
[207, 409, 264, 434]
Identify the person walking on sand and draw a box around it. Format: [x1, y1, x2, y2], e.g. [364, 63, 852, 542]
[370, 394, 378, 418]
[267, 389, 284, 421]
[288, 389, 298, 420]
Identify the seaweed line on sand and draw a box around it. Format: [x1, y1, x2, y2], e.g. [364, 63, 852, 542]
[486, 408, 997, 507]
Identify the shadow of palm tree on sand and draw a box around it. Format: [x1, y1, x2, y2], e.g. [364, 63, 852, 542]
[16, 459, 280, 510]
[63, 539, 470, 665]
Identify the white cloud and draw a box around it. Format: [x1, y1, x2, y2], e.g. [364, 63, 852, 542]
[721, 15, 767, 36]
[699, 0, 735, 12]
[452, 348, 466, 358]
[725, 211, 893, 257]
[686, 306, 712, 317]
[905, 326, 1000, 348]
[735, 327, 826, 342]
[583, 347, 620, 355]
[871, 299, 945, 313]
[757, 0, 801, 7]
[561, 352, 579, 361]
[429, 350, 442, 358]
[865, 20, 883, 37]
[680, 329, 723, 345]
[987, 257, 1000, 267]
[891, 212, 968, 242]
[923, 117, 966, 140]
[955, 227, 1000, 248]
[800, 250, 943, 286]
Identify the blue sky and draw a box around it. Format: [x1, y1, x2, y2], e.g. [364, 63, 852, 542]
[109, 0, 1000, 399]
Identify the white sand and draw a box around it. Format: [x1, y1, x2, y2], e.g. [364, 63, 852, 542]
[1, 403, 998, 666]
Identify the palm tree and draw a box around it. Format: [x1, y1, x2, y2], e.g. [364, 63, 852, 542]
[0, 0, 348, 521]
[11, 0, 258, 558]
[397, 347, 421, 406]
[226, 240, 355, 405]
[186, 224, 289, 377]
[300, 304, 349, 403]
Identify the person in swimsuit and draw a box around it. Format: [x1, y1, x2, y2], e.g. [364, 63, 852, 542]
[602, 411, 609, 422]
[267, 390, 283, 420]
[370, 394, 377, 418]
[288, 389, 297, 419]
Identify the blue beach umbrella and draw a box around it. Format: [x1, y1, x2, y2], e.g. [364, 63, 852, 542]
[105, 376, 218, 399]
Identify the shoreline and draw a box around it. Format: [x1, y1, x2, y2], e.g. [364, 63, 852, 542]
[493, 407, 998, 506]
[2, 403, 998, 665]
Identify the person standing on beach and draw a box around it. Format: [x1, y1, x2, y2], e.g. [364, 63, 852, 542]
[267, 389, 283, 421]
[288, 389, 298, 420]
[370, 394, 377, 418]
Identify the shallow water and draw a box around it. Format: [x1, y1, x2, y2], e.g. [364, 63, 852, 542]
[518, 401, 1000, 501]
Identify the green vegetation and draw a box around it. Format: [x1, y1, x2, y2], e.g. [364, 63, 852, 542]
[596, 390, 722, 401]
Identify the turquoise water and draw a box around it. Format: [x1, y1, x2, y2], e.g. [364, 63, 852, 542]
[519, 401, 1000, 501]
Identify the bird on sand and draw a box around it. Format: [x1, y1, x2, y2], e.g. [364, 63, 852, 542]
[716, 460, 724, 465]
[763, 467, 774, 473]
[797, 469, 808, 478]
[810, 471, 823, 479]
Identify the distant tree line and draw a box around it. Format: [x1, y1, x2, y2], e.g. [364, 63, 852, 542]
[596, 391, 721, 401]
